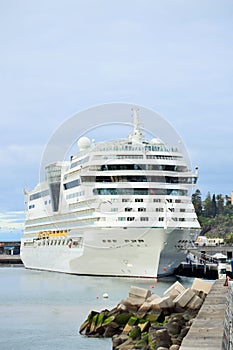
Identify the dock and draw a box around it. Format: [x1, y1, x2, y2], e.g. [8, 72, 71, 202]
[0, 254, 23, 264]
[180, 279, 232, 350]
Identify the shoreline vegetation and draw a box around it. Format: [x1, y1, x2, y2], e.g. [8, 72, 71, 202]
[192, 190, 233, 242]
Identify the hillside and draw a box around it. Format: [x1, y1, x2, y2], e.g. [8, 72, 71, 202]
[198, 215, 233, 241]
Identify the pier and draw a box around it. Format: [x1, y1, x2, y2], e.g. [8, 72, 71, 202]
[180, 279, 232, 350]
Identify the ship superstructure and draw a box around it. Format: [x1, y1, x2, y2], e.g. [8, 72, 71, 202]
[21, 110, 200, 277]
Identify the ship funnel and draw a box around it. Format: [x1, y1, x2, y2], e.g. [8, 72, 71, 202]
[45, 163, 63, 212]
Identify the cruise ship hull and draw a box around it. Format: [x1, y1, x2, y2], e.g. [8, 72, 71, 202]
[21, 227, 196, 278]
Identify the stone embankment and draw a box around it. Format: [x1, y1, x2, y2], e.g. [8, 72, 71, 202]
[79, 278, 212, 350]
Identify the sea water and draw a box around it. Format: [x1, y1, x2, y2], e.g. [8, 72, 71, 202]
[0, 267, 193, 350]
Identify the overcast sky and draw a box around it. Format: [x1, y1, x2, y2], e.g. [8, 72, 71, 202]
[0, 0, 232, 236]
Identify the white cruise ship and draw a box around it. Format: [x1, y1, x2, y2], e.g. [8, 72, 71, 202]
[21, 109, 200, 278]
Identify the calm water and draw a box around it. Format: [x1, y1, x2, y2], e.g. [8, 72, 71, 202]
[0, 267, 193, 350]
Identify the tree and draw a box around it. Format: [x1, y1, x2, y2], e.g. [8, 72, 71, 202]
[212, 194, 217, 217]
[192, 189, 202, 216]
[216, 194, 224, 215]
[203, 192, 213, 217]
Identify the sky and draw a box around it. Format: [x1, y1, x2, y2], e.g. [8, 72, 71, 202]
[0, 0, 232, 237]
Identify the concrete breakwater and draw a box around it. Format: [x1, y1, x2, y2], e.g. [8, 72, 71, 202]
[79, 278, 214, 349]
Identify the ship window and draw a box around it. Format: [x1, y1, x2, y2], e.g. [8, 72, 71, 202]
[122, 198, 130, 202]
[125, 207, 132, 212]
[29, 204, 35, 209]
[131, 240, 137, 242]
[113, 240, 117, 243]
[138, 207, 146, 212]
[135, 198, 143, 202]
[118, 217, 126, 221]
[64, 179, 80, 190]
[180, 209, 185, 212]
[138, 239, 144, 242]
[127, 217, 135, 221]
[156, 208, 164, 212]
[175, 199, 181, 203]
[111, 208, 118, 212]
[153, 199, 161, 203]
[125, 239, 130, 242]
[158, 217, 164, 221]
[140, 217, 149, 221]
[166, 199, 172, 203]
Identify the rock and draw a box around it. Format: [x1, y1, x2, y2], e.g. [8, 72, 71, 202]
[123, 315, 139, 333]
[157, 347, 169, 350]
[145, 310, 165, 324]
[191, 278, 212, 294]
[169, 345, 180, 350]
[166, 321, 181, 336]
[104, 325, 121, 338]
[156, 328, 172, 349]
[138, 320, 150, 333]
[129, 325, 141, 340]
[112, 333, 129, 348]
[177, 326, 190, 342]
[117, 303, 127, 312]
[115, 338, 134, 349]
[173, 288, 195, 308]
[163, 281, 186, 300]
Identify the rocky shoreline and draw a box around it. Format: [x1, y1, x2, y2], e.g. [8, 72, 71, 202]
[79, 278, 212, 350]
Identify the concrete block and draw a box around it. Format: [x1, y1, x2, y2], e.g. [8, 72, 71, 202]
[138, 301, 152, 314]
[174, 288, 195, 308]
[163, 280, 186, 300]
[129, 286, 152, 299]
[187, 295, 203, 310]
[147, 293, 161, 302]
[151, 296, 174, 310]
[126, 295, 145, 305]
[191, 278, 212, 294]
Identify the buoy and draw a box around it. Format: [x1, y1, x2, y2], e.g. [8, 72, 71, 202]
[150, 285, 155, 289]
[163, 267, 167, 271]
[103, 292, 109, 298]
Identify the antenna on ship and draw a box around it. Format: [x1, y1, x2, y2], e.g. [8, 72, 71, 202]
[129, 107, 144, 143]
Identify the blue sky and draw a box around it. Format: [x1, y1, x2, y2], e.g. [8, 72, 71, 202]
[0, 0, 232, 236]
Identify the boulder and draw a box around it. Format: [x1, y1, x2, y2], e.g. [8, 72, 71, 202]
[156, 328, 172, 348]
[169, 345, 180, 350]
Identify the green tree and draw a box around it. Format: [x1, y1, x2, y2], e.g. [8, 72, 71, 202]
[203, 192, 213, 217]
[216, 194, 224, 215]
[212, 194, 217, 217]
[192, 189, 202, 216]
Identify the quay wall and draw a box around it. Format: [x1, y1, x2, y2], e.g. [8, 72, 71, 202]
[180, 279, 232, 350]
